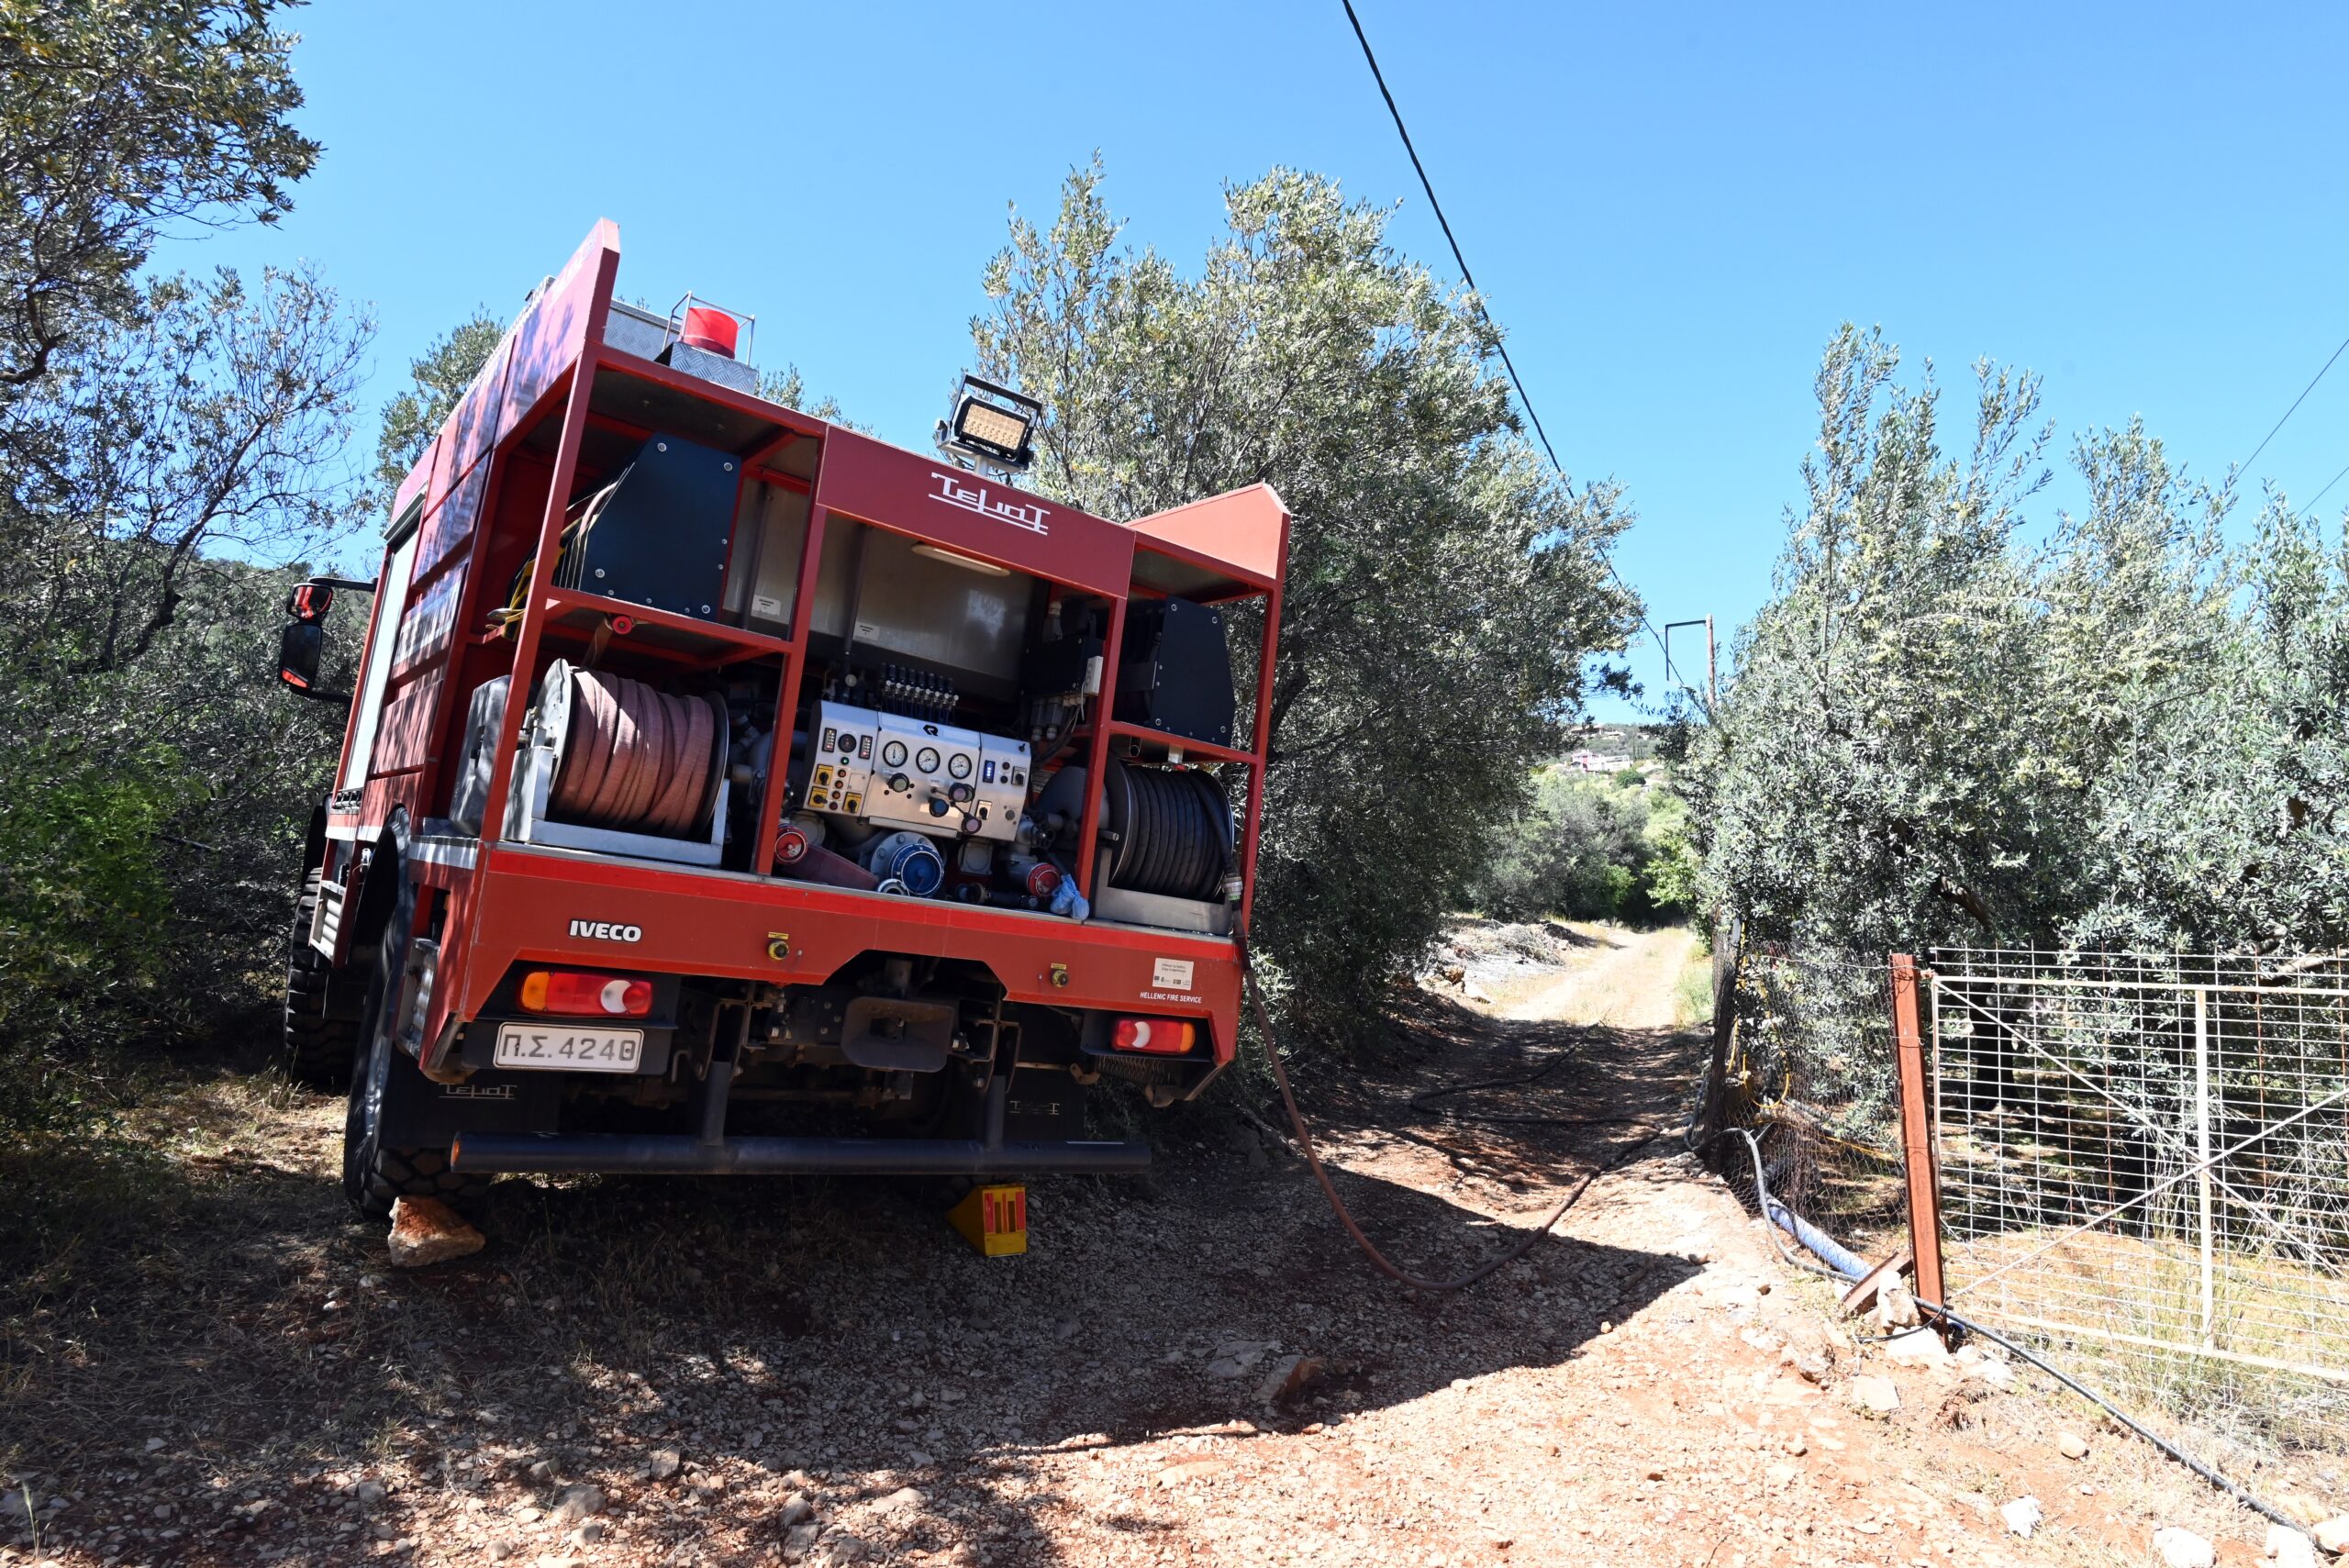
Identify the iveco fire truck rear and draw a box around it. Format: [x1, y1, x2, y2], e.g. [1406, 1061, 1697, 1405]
[275, 221, 1287, 1217]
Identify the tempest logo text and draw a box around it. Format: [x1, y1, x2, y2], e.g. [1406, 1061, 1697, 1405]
[569, 919, 642, 942]
[930, 471, 1051, 536]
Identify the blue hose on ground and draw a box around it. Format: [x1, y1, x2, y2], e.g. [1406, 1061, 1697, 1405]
[1765, 1196, 1869, 1281]
[1694, 1117, 2299, 1531]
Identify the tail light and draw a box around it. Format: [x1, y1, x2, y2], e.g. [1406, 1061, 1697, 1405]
[519, 969, 652, 1018]
[1110, 1017, 1197, 1054]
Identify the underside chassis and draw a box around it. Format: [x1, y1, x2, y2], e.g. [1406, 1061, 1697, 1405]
[382, 951, 1213, 1181]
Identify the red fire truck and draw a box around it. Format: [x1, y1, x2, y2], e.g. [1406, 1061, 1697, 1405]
[276, 222, 1287, 1218]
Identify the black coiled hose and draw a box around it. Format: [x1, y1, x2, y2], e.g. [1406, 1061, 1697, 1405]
[1113, 764, 1229, 901]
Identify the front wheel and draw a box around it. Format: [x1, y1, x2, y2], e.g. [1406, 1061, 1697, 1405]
[341, 880, 487, 1220]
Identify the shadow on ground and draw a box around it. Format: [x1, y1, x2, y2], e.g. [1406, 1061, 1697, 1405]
[2, 993, 1700, 1565]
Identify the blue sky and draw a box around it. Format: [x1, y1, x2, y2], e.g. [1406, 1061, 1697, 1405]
[194, 1, 2349, 719]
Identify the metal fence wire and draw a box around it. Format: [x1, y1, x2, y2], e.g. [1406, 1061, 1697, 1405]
[1712, 944, 1910, 1261]
[1929, 948, 2349, 1454]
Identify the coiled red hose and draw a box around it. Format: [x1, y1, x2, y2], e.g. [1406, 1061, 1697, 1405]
[551, 669, 718, 837]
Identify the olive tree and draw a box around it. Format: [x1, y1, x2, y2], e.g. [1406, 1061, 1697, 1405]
[1685, 324, 2349, 961]
[0, 267, 371, 1118]
[0, 3, 360, 1120]
[0, 0, 316, 400]
[972, 164, 1641, 1036]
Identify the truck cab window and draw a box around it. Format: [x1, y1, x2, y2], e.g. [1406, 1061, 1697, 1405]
[339, 525, 419, 791]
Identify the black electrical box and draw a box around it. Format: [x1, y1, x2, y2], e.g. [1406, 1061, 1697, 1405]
[555, 434, 737, 619]
[1115, 597, 1236, 748]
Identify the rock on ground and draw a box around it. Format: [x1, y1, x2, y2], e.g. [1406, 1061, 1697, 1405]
[1850, 1374, 1900, 1413]
[385, 1195, 484, 1267]
[2267, 1523, 2318, 1567]
[2152, 1525, 2214, 1567]
[1883, 1328, 1948, 1368]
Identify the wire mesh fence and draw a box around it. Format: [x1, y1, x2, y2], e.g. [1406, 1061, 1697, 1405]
[1709, 942, 1910, 1262]
[1930, 947, 2349, 1456]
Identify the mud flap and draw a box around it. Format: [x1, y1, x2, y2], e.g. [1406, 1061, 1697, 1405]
[378, 1047, 565, 1148]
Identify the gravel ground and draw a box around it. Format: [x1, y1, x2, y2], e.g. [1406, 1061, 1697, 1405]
[2, 924, 2326, 1567]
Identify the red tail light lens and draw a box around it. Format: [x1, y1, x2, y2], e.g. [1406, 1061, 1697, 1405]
[1110, 1017, 1197, 1054]
[519, 970, 653, 1017]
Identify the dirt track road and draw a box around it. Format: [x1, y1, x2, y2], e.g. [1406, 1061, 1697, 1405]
[2, 924, 2289, 1566]
[1495, 924, 1695, 1029]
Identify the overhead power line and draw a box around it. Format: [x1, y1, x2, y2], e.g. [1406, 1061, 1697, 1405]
[1339, 0, 1563, 475]
[2241, 334, 2349, 478]
[1337, 0, 1687, 702]
[2296, 457, 2349, 521]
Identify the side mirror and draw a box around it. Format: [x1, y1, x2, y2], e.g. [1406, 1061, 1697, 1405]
[276, 575, 369, 704]
[278, 619, 326, 694]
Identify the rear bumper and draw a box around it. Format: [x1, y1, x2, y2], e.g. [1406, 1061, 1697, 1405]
[449, 1131, 1152, 1176]
[420, 842, 1241, 1077]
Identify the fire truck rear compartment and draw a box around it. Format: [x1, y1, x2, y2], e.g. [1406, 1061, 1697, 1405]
[298, 228, 1287, 1192]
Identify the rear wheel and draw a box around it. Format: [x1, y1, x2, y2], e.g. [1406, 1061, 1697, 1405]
[283, 869, 354, 1088]
[341, 878, 487, 1221]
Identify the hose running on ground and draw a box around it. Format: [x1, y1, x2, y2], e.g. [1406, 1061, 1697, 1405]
[1240, 937, 1655, 1295]
[1246, 930, 2300, 1533]
[1409, 1033, 1649, 1129]
[1679, 1054, 2300, 1531]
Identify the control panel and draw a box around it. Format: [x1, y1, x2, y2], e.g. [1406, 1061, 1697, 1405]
[802, 701, 1029, 844]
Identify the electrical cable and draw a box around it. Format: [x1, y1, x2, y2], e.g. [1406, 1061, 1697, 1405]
[2297, 455, 2349, 520]
[2241, 334, 2349, 480]
[1336, 0, 1687, 707]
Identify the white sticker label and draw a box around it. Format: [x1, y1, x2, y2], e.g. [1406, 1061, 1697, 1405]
[1151, 957, 1195, 990]
[752, 594, 784, 617]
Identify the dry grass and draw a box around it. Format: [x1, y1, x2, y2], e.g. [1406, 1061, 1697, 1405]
[1945, 1223, 2349, 1456]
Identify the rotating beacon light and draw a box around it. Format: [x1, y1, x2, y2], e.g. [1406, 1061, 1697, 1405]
[936, 373, 1041, 474]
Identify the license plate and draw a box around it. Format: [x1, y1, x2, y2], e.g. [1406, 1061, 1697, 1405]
[493, 1023, 644, 1073]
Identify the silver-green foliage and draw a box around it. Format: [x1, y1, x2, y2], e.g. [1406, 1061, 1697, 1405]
[1476, 768, 1695, 923]
[970, 163, 1641, 1034]
[1686, 325, 2349, 957]
[0, 4, 365, 1117]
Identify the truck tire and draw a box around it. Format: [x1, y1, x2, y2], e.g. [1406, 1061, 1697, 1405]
[341, 880, 487, 1221]
[283, 868, 354, 1088]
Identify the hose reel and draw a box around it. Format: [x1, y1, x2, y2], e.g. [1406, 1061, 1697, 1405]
[1035, 761, 1234, 912]
[500, 658, 731, 867]
[1105, 762, 1230, 902]
[544, 663, 726, 836]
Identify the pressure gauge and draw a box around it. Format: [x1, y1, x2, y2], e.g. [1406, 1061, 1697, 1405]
[947, 753, 973, 781]
[881, 740, 907, 768]
[916, 746, 941, 774]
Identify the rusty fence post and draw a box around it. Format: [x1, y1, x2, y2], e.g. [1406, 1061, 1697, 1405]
[1890, 953, 1946, 1313]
